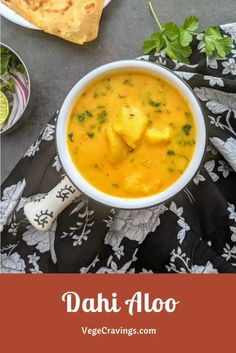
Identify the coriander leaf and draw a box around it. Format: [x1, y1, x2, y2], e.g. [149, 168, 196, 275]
[97, 110, 107, 124]
[165, 39, 192, 63]
[182, 124, 192, 135]
[86, 110, 92, 117]
[148, 99, 161, 107]
[215, 37, 233, 57]
[143, 39, 160, 54]
[87, 132, 95, 139]
[68, 132, 74, 142]
[203, 26, 233, 58]
[77, 110, 93, 122]
[205, 26, 222, 40]
[123, 79, 133, 86]
[78, 113, 86, 122]
[179, 28, 193, 47]
[204, 37, 215, 57]
[143, 3, 232, 64]
[163, 22, 179, 41]
[151, 32, 162, 40]
[167, 150, 176, 156]
[143, 32, 164, 54]
[179, 16, 199, 47]
[183, 16, 199, 32]
[204, 27, 221, 56]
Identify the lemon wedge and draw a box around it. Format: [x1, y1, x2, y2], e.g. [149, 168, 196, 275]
[0, 91, 9, 125]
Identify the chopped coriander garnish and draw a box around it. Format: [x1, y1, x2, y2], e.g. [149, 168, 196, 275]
[185, 112, 192, 119]
[97, 105, 105, 109]
[182, 124, 192, 135]
[77, 110, 93, 122]
[87, 132, 95, 139]
[78, 115, 85, 122]
[68, 132, 74, 142]
[148, 99, 161, 107]
[112, 183, 119, 188]
[86, 110, 92, 117]
[167, 150, 176, 156]
[123, 79, 133, 86]
[178, 139, 195, 146]
[97, 110, 107, 124]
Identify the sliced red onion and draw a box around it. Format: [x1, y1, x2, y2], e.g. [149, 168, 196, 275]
[1, 70, 29, 131]
[13, 72, 29, 101]
[12, 76, 27, 107]
[14, 72, 28, 86]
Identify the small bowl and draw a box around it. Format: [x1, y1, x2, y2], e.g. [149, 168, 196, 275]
[57, 60, 206, 209]
[0, 42, 33, 135]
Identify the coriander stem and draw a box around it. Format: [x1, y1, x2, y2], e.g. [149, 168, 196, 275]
[149, 1, 163, 31]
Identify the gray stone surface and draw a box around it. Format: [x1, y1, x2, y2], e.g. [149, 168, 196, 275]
[1, 0, 236, 181]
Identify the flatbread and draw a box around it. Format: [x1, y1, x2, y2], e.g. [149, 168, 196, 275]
[2, 0, 105, 44]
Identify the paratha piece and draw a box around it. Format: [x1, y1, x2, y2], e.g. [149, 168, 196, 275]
[2, 0, 105, 44]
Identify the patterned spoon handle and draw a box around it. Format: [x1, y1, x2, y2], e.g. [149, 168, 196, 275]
[24, 176, 81, 231]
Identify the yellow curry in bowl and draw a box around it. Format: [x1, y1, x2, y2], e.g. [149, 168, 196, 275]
[67, 72, 196, 198]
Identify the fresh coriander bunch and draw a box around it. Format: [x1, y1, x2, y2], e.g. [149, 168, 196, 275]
[143, 1, 233, 64]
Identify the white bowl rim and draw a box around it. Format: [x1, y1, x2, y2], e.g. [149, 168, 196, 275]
[56, 59, 206, 209]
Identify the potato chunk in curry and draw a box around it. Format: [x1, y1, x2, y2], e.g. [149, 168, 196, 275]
[113, 106, 147, 149]
[105, 126, 128, 163]
[145, 127, 171, 144]
[67, 72, 196, 198]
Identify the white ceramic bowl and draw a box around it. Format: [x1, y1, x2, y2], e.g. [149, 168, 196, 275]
[57, 60, 206, 209]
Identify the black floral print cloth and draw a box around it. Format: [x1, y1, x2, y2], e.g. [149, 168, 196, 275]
[1, 23, 236, 274]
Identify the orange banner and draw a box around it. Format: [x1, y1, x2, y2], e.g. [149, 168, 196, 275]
[0, 275, 235, 351]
